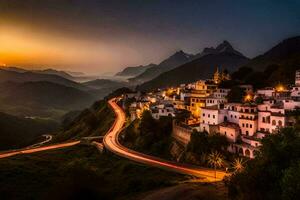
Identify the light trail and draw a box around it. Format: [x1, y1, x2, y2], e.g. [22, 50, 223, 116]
[104, 98, 228, 182]
[0, 141, 80, 159]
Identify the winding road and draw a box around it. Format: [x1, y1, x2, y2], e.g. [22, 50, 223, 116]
[103, 98, 227, 182]
[0, 97, 227, 182]
[0, 141, 80, 159]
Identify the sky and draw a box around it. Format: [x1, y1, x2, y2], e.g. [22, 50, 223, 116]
[0, 0, 299, 75]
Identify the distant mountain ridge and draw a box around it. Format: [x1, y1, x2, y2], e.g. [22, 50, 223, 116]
[129, 50, 193, 84]
[232, 36, 300, 87]
[0, 81, 95, 119]
[0, 69, 89, 91]
[115, 64, 156, 77]
[138, 52, 249, 91]
[137, 41, 249, 91]
[138, 36, 300, 91]
[194, 40, 245, 58]
[242, 36, 300, 71]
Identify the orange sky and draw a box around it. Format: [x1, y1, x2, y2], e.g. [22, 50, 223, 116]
[0, 25, 144, 74]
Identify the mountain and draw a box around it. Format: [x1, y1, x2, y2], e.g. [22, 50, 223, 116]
[194, 40, 245, 58]
[0, 81, 96, 119]
[83, 79, 127, 90]
[231, 36, 300, 88]
[34, 68, 75, 80]
[115, 63, 156, 77]
[0, 69, 89, 91]
[242, 36, 300, 71]
[0, 112, 59, 150]
[138, 41, 249, 91]
[1, 66, 91, 81]
[129, 50, 193, 84]
[65, 71, 85, 77]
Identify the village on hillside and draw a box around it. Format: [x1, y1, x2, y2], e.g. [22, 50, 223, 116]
[123, 69, 300, 159]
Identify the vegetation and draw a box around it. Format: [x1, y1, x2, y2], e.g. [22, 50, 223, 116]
[0, 112, 59, 151]
[183, 130, 229, 166]
[0, 144, 188, 200]
[208, 151, 225, 179]
[227, 127, 300, 200]
[226, 86, 246, 103]
[121, 110, 173, 158]
[52, 100, 115, 142]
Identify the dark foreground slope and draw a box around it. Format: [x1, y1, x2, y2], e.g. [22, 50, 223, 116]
[0, 144, 189, 200]
[0, 112, 58, 151]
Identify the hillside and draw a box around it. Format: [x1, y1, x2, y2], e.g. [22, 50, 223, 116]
[115, 63, 156, 77]
[0, 144, 188, 200]
[0, 112, 59, 151]
[129, 50, 193, 84]
[138, 51, 249, 91]
[53, 100, 115, 142]
[83, 79, 126, 90]
[0, 69, 88, 91]
[244, 36, 300, 71]
[230, 36, 300, 88]
[2, 66, 87, 81]
[0, 81, 96, 119]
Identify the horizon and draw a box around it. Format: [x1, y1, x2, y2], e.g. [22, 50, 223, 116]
[0, 0, 300, 74]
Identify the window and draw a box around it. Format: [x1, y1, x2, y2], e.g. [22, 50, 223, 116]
[246, 131, 249, 136]
[231, 115, 233, 118]
[208, 114, 210, 118]
[203, 113, 205, 117]
[224, 131, 227, 135]
[246, 124, 248, 128]
[213, 115, 215, 119]
[272, 120, 276, 126]
[242, 123, 245, 127]
[278, 120, 283, 127]
[250, 124, 252, 128]
[203, 120, 205, 123]
[262, 117, 265, 123]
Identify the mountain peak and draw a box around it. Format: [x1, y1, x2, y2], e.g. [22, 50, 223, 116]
[215, 40, 234, 52]
[195, 40, 245, 58]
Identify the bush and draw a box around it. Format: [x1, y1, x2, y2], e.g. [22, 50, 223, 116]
[227, 128, 300, 200]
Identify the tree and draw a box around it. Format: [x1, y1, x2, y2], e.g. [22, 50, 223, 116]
[208, 151, 224, 180]
[281, 161, 300, 200]
[232, 158, 246, 173]
[227, 86, 245, 103]
[227, 128, 300, 200]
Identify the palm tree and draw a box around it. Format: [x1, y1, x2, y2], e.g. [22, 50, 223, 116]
[207, 151, 224, 180]
[232, 158, 246, 173]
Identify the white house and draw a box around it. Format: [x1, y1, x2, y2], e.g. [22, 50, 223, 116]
[199, 105, 227, 133]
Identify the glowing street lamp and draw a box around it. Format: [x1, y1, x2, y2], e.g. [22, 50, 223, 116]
[276, 84, 285, 92]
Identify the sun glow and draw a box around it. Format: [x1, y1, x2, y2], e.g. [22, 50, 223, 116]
[0, 26, 121, 72]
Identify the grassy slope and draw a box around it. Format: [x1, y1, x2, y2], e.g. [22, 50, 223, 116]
[52, 100, 115, 142]
[0, 144, 188, 200]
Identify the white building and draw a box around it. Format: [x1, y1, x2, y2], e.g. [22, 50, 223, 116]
[256, 87, 275, 97]
[150, 104, 176, 119]
[199, 105, 227, 133]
